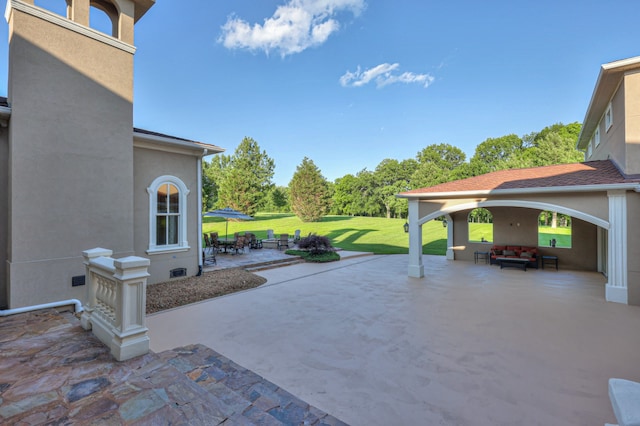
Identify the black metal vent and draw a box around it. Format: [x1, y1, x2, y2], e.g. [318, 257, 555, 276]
[72, 275, 86, 287]
[170, 268, 187, 278]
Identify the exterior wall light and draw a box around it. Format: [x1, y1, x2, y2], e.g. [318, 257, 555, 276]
[403, 222, 409, 233]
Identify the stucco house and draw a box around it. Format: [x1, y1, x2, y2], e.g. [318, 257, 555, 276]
[0, 0, 223, 309]
[399, 55, 640, 306]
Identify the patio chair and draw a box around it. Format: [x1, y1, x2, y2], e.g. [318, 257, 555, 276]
[233, 236, 246, 254]
[210, 233, 220, 250]
[249, 233, 262, 249]
[202, 248, 216, 266]
[267, 229, 275, 239]
[278, 233, 289, 251]
[203, 234, 213, 253]
[293, 229, 301, 243]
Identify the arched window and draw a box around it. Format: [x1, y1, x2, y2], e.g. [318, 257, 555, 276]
[468, 208, 493, 243]
[538, 211, 572, 248]
[147, 176, 190, 253]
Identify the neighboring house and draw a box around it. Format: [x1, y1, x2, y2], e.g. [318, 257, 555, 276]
[399, 55, 640, 306]
[0, 0, 223, 309]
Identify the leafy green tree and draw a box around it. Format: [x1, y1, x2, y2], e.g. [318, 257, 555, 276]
[410, 143, 466, 190]
[202, 154, 230, 211]
[262, 186, 290, 212]
[217, 137, 274, 215]
[519, 122, 584, 167]
[289, 157, 331, 222]
[468, 134, 523, 174]
[416, 143, 466, 171]
[331, 174, 360, 215]
[355, 169, 381, 216]
[373, 158, 417, 218]
[410, 162, 449, 189]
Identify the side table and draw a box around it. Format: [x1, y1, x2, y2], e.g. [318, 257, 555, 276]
[474, 251, 490, 264]
[541, 255, 558, 270]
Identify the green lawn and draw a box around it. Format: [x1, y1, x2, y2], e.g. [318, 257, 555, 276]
[538, 226, 572, 248]
[203, 214, 573, 254]
[467, 223, 571, 247]
[203, 213, 448, 255]
[468, 223, 493, 243]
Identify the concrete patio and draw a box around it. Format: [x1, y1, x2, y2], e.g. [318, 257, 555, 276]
[148, 254, 640, 426]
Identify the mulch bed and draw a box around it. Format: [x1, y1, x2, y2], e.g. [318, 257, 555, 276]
[146, 268, 267, 314]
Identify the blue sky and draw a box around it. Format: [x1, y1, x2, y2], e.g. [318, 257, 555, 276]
[2, 1, 640, 185]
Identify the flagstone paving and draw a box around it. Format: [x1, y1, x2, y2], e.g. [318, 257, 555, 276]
[0, 309, 348, 425]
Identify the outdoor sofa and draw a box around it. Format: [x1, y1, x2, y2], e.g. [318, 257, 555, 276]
[490, 245, 539, 269]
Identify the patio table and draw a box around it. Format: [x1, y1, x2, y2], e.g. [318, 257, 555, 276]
[218, 239, 236, 253]
[496, 257, 529, 271]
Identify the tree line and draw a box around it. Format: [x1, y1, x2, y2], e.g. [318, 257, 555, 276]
[203, 122, 584, 222]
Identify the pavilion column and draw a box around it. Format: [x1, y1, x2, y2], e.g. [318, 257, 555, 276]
[606, 190, 628, 304]
[445, 214, 454, 260]
[407, 200, 424, 278]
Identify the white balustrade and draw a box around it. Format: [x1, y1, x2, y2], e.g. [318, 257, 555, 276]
[80, 248, 150, 361]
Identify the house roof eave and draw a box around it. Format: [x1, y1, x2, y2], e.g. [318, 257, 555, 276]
[397, 182, 640, 200]
[133, 128, 224, 157]
[577, 55, 640, 149]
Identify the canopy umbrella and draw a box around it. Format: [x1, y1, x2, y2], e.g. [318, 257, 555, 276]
[204, 207, 254, 240]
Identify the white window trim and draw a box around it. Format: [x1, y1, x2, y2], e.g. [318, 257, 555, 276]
[587, 138, 593, 158]
[605, 103, 613, 132]
[595, 127, 600, 147]
[146, 175, 190, 254]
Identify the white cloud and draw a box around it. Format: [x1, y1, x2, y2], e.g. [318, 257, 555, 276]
[219, 0, 366, 57]
[340, 63, 435, 89]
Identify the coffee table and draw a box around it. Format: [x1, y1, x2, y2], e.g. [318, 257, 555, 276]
[496, 257, 529, 271]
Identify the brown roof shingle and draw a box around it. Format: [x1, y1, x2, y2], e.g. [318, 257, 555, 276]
[401, 160, 635, 195]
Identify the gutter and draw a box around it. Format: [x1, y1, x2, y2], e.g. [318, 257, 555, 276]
[0, 104, 11, 127]
[397, 183, 640, 200]
[197, 150, 207, 275]
[133, 130, 223, 155]
[0, 299, 83, 317]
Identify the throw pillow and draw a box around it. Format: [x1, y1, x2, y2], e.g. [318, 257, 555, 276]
[520, 252, 532, 258]
[493, 250, 503, 255]
[503, 250, 516, 256]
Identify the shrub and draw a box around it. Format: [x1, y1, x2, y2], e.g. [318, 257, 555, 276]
[297, 233, 333, 255]
[285, 249, 340, 263]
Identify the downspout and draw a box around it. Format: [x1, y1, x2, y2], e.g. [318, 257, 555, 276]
[0, 299, 83, 317]
[196, 149, 207, 276]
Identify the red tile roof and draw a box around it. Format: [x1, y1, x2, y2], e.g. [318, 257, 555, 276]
[401, 160, 637, 196]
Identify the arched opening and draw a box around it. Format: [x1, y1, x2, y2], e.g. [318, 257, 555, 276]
[468, 207, 493, 243]
[34, 0, 67, 17]
[538, 211, 572, 248]
[90, 0, 118, 37]
[90, 5, 114, 35]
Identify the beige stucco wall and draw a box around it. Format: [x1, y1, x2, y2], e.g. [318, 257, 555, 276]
[417, 191, 609, 226]
[589, 71, 640, 175]
[449, 207, 597, 271]
[626, 193, 640, 305]
[415, 190, 607, 272]
[6, 7, 135, 307]
[591, 82, 626, 167]
[624, 70, 640, 175]
[133, 146, 200, 285]
[0, 127, 8, 308]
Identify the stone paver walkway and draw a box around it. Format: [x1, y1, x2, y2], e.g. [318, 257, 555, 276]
[0, 309, 348, 425]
